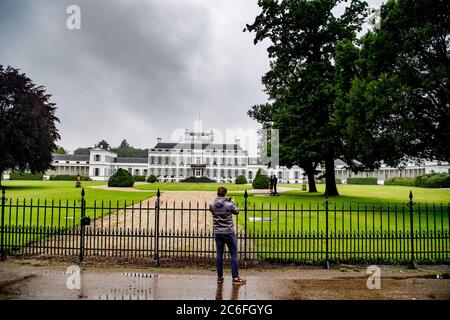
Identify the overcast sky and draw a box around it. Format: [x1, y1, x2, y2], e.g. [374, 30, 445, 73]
[0, 0, 384, 156]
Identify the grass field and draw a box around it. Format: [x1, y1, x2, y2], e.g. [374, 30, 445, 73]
[233, 184, 450, 206]
[229, 184, 450, 235]
[1, 181, 156, 236]
[134, 182, 252, 191]
[1, 180, 155, 205]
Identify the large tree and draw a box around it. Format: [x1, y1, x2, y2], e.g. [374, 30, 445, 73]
[334, 0, 450, 169]
[246, 0, 368, 196]
[0, 66, 60, 186]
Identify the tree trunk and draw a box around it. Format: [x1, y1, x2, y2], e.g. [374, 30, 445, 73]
[324, 155, 339, 196]
[306, 168, 317, 193]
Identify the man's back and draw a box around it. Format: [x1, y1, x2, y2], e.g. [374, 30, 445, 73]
[209, 196, 239, 234]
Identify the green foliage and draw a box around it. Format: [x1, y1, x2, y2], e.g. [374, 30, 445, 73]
[9, 172, 43, 180]
[252, 169, 269, 189]
[147, 175, 158, 183]
[73, 147, 92, 155]
[246, 0, 368, 196]
[386, 173, 450, 188]
[384, 177, 416, 187]
[54, 146, 66, 154]
[235, 175, 248, 185]
[133, 175, 146, 182]
[49, 175, 90, 181]
[347, 177, 378, 185]
[334, 0, 450, 164]
[75, 139, 148, 158]
[108, 168, 134, 187]
[111, 139, 148, 158]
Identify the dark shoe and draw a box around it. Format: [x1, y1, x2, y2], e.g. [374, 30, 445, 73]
[232, 276, 246, 285]
[217, 277, 224, 283]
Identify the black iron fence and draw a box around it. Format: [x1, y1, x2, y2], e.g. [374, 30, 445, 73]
[0, 188, 449, 266]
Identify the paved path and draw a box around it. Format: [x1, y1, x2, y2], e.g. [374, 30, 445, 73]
[0, 261, 449, 300]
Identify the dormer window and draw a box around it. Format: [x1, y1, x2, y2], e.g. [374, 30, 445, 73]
[95, 154, 101, 162]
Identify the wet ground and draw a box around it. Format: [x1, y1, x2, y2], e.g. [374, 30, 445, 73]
[0, 259, 449, 300]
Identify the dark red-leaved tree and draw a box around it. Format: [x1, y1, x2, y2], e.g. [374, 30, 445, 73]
[0, 65, 60, 186]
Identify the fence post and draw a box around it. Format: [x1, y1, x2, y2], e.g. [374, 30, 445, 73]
[154, 189, 160, 266]
[325, 191, 330, 269]
[409, 191, 416, 269]
[1, 188, 5, 261]
[79, 188, 86, 263]
[244, 189, 248, 269]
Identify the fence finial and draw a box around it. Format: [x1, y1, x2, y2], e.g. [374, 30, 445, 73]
[157, 188, 161, 198]
[409, 190, 413, 201]
[1, 187, 5, 197]
[244, 189, 248, 199]
[81, 187, 85, 198]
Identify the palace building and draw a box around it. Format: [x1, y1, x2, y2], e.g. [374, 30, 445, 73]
[4, 127, 448, 184]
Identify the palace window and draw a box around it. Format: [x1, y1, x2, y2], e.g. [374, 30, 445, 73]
[94, 155, 101, 162]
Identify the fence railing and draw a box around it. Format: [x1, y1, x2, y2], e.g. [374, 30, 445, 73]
[0, 188, 449, 266]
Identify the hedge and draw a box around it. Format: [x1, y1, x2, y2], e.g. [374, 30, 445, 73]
[347, 177, 378, 185]
[147, 175, 158, 183]
[9, 172, 43, 180]
[385, 173, 450, 188]
[133, 175, 147, 182]
[235, 175, 247, 184]
[108, 169, 134, 187]
[49, 175, 90, 181]
[317, 178, 342, 184]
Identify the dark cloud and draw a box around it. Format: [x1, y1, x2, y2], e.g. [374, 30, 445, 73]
[0, 0, 384, 156]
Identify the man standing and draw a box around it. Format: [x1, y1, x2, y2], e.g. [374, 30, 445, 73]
[209, 187, 246, 285]
[273, 175, 278, 194]
[269, 175, 273, 194]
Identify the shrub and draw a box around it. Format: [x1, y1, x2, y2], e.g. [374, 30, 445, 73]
[108, 168, 134, 187]
[133, 175, 146, 182]
[147, 175, 158, 183]
[49, 175, 90, 181]
[385, 173, 450, 188]
[421, 174, 450, 188]
[9, 172, 43, 180]
[384, 177, 416, 186]
[235, 175, 247, 184]
[347, 177, 378, 185]
[252, 169, 269, 189]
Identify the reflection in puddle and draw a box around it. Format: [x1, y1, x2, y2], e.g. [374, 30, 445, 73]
[215, 283, 242, 300]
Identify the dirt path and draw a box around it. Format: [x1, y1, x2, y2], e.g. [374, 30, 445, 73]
[27, 191, 234, 258]
[1, 261, 449, 300]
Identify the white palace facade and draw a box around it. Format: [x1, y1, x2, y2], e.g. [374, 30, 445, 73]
[4, 128, 448, 184]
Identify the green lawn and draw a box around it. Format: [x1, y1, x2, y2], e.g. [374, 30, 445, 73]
[1, 181, 155, 237]
[134, 182, 252, 192]
[244, 184, 450, 206]
[229, 184, 450, 235]
[1, 180, 155, 205]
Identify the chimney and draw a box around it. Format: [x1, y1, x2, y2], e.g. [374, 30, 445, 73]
[157, 137, 162, 144]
